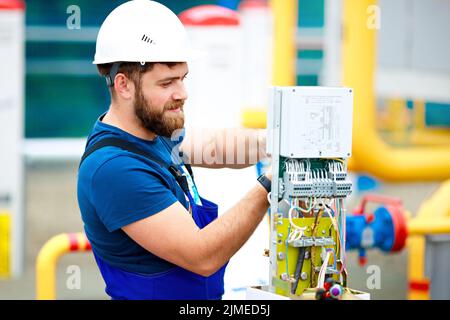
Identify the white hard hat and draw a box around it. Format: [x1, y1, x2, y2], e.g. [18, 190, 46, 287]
[93, 0, 203, 64]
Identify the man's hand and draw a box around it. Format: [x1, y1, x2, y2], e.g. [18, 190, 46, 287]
[265, 166, 272, 181]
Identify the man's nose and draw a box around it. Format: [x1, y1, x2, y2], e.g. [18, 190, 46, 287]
[172, 82, 188, 101]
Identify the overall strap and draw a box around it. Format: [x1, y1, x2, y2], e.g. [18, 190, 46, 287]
[79, 137, 191, 194]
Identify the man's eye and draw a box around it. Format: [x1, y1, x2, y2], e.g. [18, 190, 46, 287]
[161, 82, 171, 87]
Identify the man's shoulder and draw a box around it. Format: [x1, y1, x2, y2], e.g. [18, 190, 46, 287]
[79, 126, 177, 183]
[80, 147, 167, 179]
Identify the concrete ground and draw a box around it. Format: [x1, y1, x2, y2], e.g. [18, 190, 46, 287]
[0, 160, 441, 300]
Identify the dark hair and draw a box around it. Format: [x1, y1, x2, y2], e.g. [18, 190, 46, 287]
[97, 62, 181, 97]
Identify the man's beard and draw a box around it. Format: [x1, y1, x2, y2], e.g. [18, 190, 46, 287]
[134, 88, 185, 138]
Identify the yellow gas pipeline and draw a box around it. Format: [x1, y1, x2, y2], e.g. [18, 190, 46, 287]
[406, 180, 450, 299]
[244, 0, 450, 181]
[342, 0, 450, 181]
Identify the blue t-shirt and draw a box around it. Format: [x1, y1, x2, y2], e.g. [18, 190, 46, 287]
[77, 114, 195, 274]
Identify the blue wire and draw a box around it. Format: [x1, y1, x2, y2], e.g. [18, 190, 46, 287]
[293, 206, 304, 218]
[329, 207, 335, 217]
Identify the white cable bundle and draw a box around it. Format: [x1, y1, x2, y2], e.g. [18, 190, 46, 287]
[317, 250, 331, 288]
[306, 160, 311, 182]
[286, 159, 300, 182]
[287, 206, 307, 243]
[287, 198, 317, 243]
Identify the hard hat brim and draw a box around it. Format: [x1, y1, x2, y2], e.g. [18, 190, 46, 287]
[92, 48, 207, 65]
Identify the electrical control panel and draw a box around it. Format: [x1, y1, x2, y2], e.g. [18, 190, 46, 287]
[267, 86, 353, 158]
[265, 86, 361, 300]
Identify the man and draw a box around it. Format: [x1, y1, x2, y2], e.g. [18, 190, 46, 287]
[77, 0, 272, 300]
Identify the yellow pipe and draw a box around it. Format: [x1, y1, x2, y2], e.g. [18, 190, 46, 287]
[269, 0, 297, 86]
[413, 100, 426, 130]
[342, 0, 450, 181]
[36, 233, 91, 300]
[410, 129, 450, 146]
[406, 180, 450, 300]
[245, 0, 450, 180]
[386, 99, 407, 132]
[384, 99, 409, 145]
[242, 108, 267, 128]
[408, 218, 450, 236]
[407, 236, 429, 300]
[415, 180, 450, 220]
[0, 212, 11, 278]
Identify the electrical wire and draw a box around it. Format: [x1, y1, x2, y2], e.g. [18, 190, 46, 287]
[335, 198, 347, 273]
[282, 158, 350, 286]
[326, 248, 337, 271]
[339, 198, 347, 273]
[323, 158, 345, 166]
[317, 250, 331, 288]
[287, 215, 306, 243]
[322, 199, 338, 231]
[297, 197, 316, 213]
[287, 198, 317, 244]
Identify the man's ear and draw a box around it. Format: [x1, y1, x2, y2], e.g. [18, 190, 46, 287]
[114, 73, 134, 100]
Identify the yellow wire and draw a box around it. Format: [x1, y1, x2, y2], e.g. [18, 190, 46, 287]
[324, 158, 345, 164]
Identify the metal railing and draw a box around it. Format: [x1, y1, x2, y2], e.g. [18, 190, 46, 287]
[36, 232, 91, 300]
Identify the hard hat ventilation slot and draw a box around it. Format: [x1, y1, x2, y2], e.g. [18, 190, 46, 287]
[141, 34, 155, 45]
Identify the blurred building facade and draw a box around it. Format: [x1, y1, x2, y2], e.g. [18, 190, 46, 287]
[25, 0, 325, 138]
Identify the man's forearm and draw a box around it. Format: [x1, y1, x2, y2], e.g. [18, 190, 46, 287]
[196, 182, 269, 275]
[181, 128, 268, 169]
[216, 128, 268, 169]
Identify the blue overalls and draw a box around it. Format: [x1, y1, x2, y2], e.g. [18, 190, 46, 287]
[80, 137, 227, 300]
